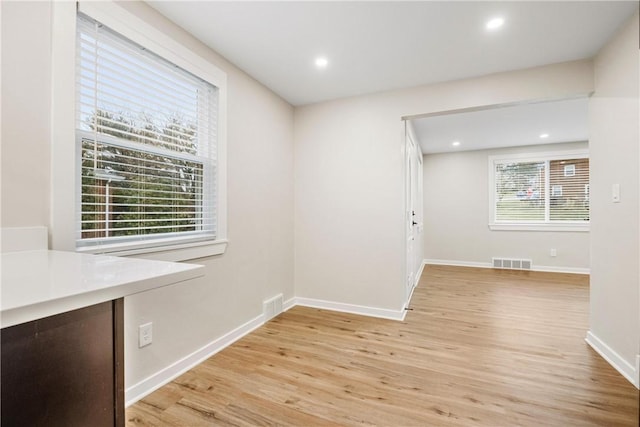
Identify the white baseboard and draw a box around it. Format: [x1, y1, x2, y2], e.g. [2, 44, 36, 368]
[125, 313, 265, 406]
[294, 297, 406, 321]
[126, 295, 405, 406]
[532, 265, 590, 275]
[585, 331, 639, 388]
[283, 297, 296, 312]
[424, 258, 590, 275]
[424, 258, 492, 269]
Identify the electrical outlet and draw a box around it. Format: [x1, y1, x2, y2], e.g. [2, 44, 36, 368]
[550, 249, 557, 257]
[139, 322, 153, 348]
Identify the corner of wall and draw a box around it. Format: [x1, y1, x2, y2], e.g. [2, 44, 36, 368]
[585, 331, 639, 388]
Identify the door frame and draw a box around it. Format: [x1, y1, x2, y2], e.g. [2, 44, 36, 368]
[403, 120, 424, 304]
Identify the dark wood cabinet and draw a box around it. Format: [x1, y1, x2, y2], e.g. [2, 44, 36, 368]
[1, 299, 124, 427]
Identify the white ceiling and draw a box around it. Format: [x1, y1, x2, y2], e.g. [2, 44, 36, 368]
[148, 1, 637, 106]
[411, 98, 589, 154]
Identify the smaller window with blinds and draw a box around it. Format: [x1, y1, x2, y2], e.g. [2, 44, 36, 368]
[489, 151, 589, 231]
[76, 13, 218, 251]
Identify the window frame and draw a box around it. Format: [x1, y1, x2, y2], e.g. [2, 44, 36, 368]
[488, 149, 589, 232]
[564, 164, 576, 177]
[51, 1, 228, 260]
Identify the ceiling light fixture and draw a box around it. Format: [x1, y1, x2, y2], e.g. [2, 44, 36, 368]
[452, 141, 461, 147]
[315, 57, 329, 69]
[539, 133, 549, 139]
[486, 17, 505, 30]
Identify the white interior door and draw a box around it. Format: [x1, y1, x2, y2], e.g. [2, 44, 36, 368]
[406, 144, 415, 299]
[405, 124, 422, 301]
[414, 152, 423, 278]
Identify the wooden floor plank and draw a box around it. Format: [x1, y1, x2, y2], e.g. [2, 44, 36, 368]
[127, 265, 639, 426]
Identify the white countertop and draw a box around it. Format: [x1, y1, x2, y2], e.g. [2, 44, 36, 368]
[1, 250, 204, 328]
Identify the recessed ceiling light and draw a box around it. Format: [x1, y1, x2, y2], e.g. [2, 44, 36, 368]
[539, 133, 549, 139]
[452, 141, 461, 147]
[486, 17, 505, 30]
[315, 57, 329, 69]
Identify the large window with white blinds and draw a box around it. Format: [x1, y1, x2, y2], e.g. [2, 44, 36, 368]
[489, 151, 589, 231]
[76, 13, 218, 250]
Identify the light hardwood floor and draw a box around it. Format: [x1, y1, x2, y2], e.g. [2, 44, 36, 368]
[127, 265, 639, 426]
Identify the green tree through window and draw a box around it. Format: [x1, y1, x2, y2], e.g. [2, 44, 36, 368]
[76, 12, 218, 249]
[81, 110, 204, 239]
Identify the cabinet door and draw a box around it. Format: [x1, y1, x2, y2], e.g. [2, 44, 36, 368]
[1, 300, 123, 427]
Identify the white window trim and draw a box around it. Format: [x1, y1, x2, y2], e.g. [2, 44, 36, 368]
[564, 164, 576, 177]
[51, 1, 228, 260]
[488, 149, 589, 232]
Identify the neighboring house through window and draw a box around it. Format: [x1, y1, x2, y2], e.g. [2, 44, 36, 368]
[489, 150, 589, 231]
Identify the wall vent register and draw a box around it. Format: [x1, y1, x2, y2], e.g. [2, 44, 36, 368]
[492, 257, 532, 270]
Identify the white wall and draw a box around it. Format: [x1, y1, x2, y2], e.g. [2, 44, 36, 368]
[588, 11, 639, 386]
[294, 60, 594, 313]
[1, 1, 51, 228]
[422, 142, 590, 272]
[293, 31, 636, 387]
[1, 0, 295, 401]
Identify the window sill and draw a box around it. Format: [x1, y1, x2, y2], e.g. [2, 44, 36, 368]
[489, 223, 589, 232]
[77, 238, 228, 262]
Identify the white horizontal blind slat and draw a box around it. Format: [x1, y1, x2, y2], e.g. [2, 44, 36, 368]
[495, 160, 546, 222]
[75, 13, 218, 248]
[77, 61, 201, 113]
[76, 16, 213, 152]
[494, 157, 589, 224]
[548, 158, 589, 221]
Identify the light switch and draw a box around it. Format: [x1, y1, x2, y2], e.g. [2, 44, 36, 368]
[612, 184, 620, 203]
